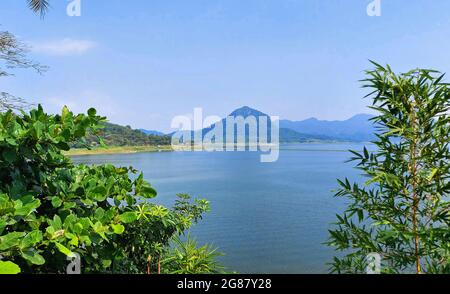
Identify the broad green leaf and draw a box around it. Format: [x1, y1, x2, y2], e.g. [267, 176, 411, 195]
[73, 223, 83, 234]
[45, 226, 55, 238]
[14, 198, 40, 216]
[119, 212, 137, 224]
[21, 249, 45, 265]
[79, 235, 92, 247]
[89, 186, 107, 202]
[51, 196, 62, 208]
[94, 208, 105, 221]
[63, 201, 76, 210]
[68, 236, 79, 247]
[55, 242, 72, 257]
[33, 121, 44, 139]
[140, 184, 157, 198]
[0, 232, 26, 250]
[63, 214, 77, 229]
[50, 215, 62, 230]
[20, 230, 43, 249]
[92, 221, 108, 240]
[0, 261, 21, 274]
[111, 223, 125, 234]
[101, 259, 112, 268]
[5, 138, 17, 146]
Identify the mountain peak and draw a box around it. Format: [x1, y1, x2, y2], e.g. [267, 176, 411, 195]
[229, 106, 268, 118]
[303, 117, 318, 122]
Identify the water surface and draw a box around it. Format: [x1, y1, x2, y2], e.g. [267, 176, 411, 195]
[72, 143, 367, 273]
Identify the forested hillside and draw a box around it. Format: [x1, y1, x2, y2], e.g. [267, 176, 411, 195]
[72, 122, 171, 148]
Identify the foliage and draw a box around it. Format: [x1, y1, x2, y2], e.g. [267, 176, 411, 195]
[114, 194, 211, 274]
[327, 62, 450, 274]
[161, 234, 225, 274]
[0, 105, 218, 274]
[72, 122, 171, 148]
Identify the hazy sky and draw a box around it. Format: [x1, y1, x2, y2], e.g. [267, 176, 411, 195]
[2, 0, 450, 131]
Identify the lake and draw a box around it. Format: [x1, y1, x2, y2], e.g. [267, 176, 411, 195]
[72, 143, 368, 273]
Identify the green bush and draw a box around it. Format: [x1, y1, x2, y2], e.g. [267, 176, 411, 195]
[0, 105, 216, 273]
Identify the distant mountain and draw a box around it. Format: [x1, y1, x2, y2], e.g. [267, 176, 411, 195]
[229, 106, 336, 142]
[133, 106, 376, 145]
[229, 106, 268, 118]
[138, 129, 165, 136]
[280, 114, 375, 142]
[195, 106, 335, 143]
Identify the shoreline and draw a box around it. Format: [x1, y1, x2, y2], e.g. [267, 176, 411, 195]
[65, 142, 373, 156]
[65, 145, 173, 156]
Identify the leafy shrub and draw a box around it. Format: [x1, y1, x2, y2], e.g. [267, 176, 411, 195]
[0, 105, 217, 273]
[161, 234, 225, 274]
[113, 194, 211, 274]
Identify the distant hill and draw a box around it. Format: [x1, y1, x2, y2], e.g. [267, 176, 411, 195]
[196, 106, 375, 143]
[138, 129, 165, 136]
[195, 106, 335, 143]
[279, 114, 375, 142]
[279, 128, 334, 142]
[72, 122, 171, 148]
[77, 106, 376, 148]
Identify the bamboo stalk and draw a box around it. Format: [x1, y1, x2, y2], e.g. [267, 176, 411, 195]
[410, 101, 421, 274]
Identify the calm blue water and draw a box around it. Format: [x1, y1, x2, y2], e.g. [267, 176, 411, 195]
[72, 143, 368, 273]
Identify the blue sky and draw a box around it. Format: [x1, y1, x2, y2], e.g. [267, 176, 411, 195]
[2, 0, 450, 131]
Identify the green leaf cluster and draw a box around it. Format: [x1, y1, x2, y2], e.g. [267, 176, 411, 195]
[0, 105, 217, 274]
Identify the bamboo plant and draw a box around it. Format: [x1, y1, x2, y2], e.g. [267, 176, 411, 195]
[328, 62, 450, 274]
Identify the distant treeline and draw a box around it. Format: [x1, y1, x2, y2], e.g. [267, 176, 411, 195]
[72, 122, 171, 148]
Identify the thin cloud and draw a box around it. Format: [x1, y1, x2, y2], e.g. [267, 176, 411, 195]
[32, 38, 96, 56]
